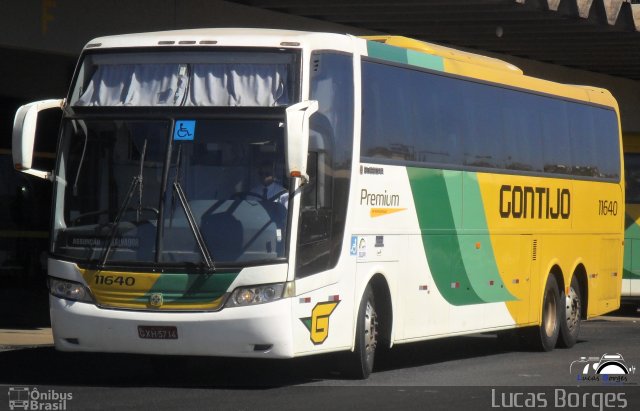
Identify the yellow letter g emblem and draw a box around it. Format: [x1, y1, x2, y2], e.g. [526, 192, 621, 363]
[309, 301, 339, 345]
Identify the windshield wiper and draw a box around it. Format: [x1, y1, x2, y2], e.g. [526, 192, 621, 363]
[99, 139, 147, 268]
[172, 181, 215, 271]
[170, 144, 215, 272]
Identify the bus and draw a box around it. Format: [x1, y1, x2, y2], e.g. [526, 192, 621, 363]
[623, 133, 640, 300]
[12, 29, 624, 378]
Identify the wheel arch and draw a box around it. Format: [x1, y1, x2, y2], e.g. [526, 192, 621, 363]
[368, 273, 393, 349]
[572, 263, 589, 320]
[549, 264, 565, 302]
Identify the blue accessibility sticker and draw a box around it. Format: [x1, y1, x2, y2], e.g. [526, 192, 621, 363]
[174, 120, 196, 141]
[350, 236, 358, 256]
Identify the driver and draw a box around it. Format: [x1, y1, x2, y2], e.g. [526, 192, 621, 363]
[250, 161, 289, 208]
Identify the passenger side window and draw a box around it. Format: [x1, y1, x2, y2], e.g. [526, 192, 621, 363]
[299, 152, 330, 245]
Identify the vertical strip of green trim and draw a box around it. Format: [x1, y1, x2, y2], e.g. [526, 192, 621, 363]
[366, 41, 408, 64]
[625, 213, 640, 237]
[624, 214, 640, 279]
[408, 168, 515, 305]
[408, 167, 483, 305]
[459, 173, 515, 302]
[407, 50, 444, 72]
[366, 41, 444, 72]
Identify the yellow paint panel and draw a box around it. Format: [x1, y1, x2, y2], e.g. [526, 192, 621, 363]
[476, 172, 623, 323]
[81, 269, 159, 306]
[80, 269, 226, 310]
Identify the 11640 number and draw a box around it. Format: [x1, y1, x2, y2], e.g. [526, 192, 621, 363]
[94, 275, 135, 286]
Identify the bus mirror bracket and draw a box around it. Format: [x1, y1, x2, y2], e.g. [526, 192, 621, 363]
[12, 99, 64, 181]
[285, 100, 318, 183]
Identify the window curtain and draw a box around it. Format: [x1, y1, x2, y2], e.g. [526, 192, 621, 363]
[76, 63, 288, 107]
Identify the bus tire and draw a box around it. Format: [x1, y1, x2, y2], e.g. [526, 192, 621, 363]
[557, 276, 581, 348]
[532, 275, 561, 351]
[346, 285, 378, 379]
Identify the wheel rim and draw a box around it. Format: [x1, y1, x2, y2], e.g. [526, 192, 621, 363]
[565, 286, 581, 332]
[543, 288, 557, 337]
[363, 300, 378, 370]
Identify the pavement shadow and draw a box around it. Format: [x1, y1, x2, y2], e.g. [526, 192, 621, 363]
[608, 303, 640, 318]
[0, 333, 517, 388]
[0, 347, 349, 388]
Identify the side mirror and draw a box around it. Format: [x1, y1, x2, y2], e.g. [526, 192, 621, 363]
[12, 99, 64, 180]
[285, 100, 318, 183]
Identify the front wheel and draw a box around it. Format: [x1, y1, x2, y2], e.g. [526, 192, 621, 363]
[346, 286, 378, 379]
[557, 276, 582, 348]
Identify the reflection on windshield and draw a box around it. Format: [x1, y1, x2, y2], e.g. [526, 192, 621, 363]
[53, 118, 289, 267]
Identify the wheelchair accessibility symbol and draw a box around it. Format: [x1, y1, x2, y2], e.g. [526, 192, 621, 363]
[174, 120, 195, 141]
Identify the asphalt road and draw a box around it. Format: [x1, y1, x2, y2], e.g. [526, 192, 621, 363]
[1, 308, 639, 410]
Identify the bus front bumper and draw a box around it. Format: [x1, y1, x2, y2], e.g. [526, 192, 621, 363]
[49, 296, 294, 358]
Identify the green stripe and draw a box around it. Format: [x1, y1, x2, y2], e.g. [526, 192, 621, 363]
[408, 167, 483, 305]
[624, 216, 640, 279]
[623, 269, 640, 280]
[459, 173, 514, 302]
[366, 41, 444, 71]
[624, 213, 640, 237]
[136, 272, 238, 304]
[367, 41, 408, 64]
[407, 50, 444, 71]
[407, 168, 515, 305]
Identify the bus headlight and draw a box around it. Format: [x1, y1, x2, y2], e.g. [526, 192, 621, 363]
[48, 277, 93, 303]
[226, 282, 294, 307]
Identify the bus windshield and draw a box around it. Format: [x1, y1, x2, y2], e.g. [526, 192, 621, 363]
[52, 116, 290, 268]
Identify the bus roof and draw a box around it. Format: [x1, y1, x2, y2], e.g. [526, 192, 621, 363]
[361, 35, 617, 109]
[82, 28, 618, 110]
[82, 28, 355, 53]
[362, 35, 523, 75]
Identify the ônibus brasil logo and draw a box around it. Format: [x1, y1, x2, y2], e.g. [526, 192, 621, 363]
[7, 387, 73, 410]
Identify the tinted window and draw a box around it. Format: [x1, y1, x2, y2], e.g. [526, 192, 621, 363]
[297, 52, 354, 277]
[361, 60, 620, 182]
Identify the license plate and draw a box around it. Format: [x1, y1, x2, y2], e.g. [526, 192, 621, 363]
[137, 325, 178, 340]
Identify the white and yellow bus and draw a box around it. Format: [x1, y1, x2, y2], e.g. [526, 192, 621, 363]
[13, 29, 624, 378]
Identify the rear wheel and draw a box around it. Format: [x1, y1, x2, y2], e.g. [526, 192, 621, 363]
[346, 286, 378, 379]
[557, 276, 581, 348]
[532, 275, 561, 351]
